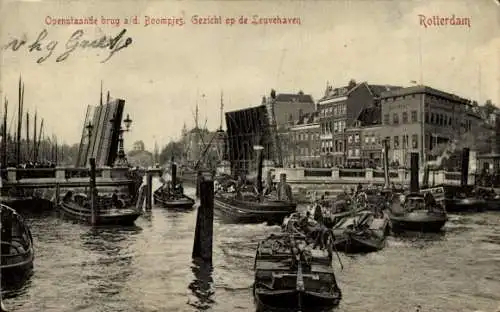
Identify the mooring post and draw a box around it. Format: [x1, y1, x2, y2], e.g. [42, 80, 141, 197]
[146, 171, 153, 210]
[192, 173, 214, 263]
[89, 158, 97, 226]
[461, 148, 470, 187]
[410, 152, 419, 193]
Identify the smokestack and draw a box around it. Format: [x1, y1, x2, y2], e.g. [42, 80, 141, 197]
[422, 165, 430, 188]
[460, 148, 470, 187]
[410, 152, 420, 193]
[383, 138, 390, 189]
[107, 91, 110, 103]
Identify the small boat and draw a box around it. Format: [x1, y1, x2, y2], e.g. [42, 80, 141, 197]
[214, 192, 297, 225]
[253, 232, 342, 312]
[475, 187, 500, 211]
[387, 193, 447, 233]
[331, 210, 390, 253]
[58, 191, 141, 226]
[1, 204, 34, 289]
[153, 183, 195, 210]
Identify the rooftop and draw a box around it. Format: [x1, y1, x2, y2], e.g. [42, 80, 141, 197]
[275, 92, 314, 104]
[380, 85, 471, 104]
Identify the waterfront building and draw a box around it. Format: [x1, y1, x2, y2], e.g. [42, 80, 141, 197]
[379, 85, 484, 167]
[317, 80, 401, 167]
[283, 111, 321, 168]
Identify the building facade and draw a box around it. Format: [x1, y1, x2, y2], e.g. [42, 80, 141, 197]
[283, 112, 321, 168]
[379, 85, 483, 167]
[317, 81, 401, 167]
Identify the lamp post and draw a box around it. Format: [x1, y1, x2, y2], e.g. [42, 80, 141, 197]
[85, 122, 93, 167]
[112, 113, 133, 167]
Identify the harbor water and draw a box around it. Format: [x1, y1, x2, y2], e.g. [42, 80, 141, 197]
[3, 185, 500, 312]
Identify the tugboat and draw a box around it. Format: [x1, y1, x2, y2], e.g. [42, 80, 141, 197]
[388, 192, 447, 233]
[59, 191, 141, 226]
[58, 158, 141, 226]
[1, 204, 34, 289]
[383, 150, 448, 233]
[153, 160, 195, 210]
[253, 232, 342, 312]
[214, 145, 296, 225]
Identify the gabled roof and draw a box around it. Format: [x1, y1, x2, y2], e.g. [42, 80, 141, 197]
[367, 85, 403, 97]
[275, 93, 314, 104]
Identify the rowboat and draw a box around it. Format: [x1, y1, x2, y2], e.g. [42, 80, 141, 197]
[1, 204, 34, 289]
[331, 210, 390, 253]
[58, 192, 141, 226]
[253, 233, 342, 312]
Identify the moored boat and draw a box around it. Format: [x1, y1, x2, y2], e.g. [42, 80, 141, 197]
[58, 191, 141, 226]
[214, 192, 296, 225]
[421, 185, 487, 213]
[387, 193, 447, 233]
[253, 232, 342, 312]
[153, 190, 195, 209]
[1, 204, 34, 289]
[331, 210, 390, 253]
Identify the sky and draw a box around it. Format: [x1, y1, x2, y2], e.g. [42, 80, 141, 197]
[1, 0, 499, 152]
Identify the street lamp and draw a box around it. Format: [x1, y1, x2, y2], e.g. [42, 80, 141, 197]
[111, 113, 133, 167]
[85, 122, 93, 166]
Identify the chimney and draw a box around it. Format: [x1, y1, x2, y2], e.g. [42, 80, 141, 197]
[410, 152, 420, 193]
[460, 148, 470, 187]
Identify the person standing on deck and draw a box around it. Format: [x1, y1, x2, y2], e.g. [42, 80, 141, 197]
[276, 173, 292, 201]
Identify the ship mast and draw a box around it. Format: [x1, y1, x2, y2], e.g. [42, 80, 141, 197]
[219, 91, 224, 131]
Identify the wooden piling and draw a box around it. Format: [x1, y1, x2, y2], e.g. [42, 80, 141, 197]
[145, 172, 153, 210]
[196, 171, 202, 198]
[89, 158, 97, 225]
[460, 148, 470, 187]
[192, 173, 214, 263]
[410, 152, 419, 193]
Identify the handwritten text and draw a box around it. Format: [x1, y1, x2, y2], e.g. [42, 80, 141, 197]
[2, 28, 133, 64]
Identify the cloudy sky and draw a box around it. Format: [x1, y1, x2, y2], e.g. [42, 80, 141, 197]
[1, 0, 498, 151]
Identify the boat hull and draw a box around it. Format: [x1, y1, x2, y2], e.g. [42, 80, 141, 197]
[58, 202, 141, 226]
[1, 248, 34, 290]
[214, 194, 296, 224]
[389, 211, 447, 233]
[254, 287, 341, 312]
[153, 192, 195, 209]
[444, 198, 487, 213]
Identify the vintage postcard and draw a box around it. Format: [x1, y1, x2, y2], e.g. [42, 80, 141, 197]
[0, 0, 499, 311]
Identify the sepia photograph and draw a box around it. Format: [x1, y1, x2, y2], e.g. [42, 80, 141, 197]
[0, 0, 499, 311]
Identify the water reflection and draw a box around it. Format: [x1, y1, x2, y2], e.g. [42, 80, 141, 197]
[188, 259, 215, 311]
[78, 226, 142, 309]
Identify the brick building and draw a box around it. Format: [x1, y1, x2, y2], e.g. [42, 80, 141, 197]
[283, 112, 321, 168]
[317, 81, 401, 167]
[379, 85, 483, 167]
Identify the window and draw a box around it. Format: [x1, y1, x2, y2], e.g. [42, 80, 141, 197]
[365, 136, 370, 144]
[384, 114, 390, 125]
[355, 149, 360, 157]
[348, 149, 353, 157]
[354, 134, 360, 143]
[412, 134, 418, 149]
[393, 113, 399, 124]
[411, 110, 418, 123]
[371, 136, 376, 143]
[402, 112, 408, 123]
[431, 113, 435, 124]
[385, 136, 391, 148]
[348, 135, 353, 143]
[394, 136, 400, 148]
